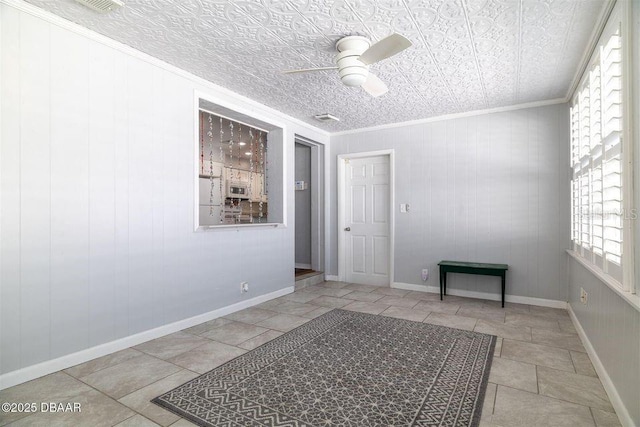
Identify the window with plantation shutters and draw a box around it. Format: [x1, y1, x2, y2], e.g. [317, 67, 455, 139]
[569, 4, 631, 290]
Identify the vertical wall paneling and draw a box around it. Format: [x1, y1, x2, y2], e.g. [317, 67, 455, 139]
[430, 121, 447, 281]
[445, 121, 455, 263]
[510, 110, 528, 295]
[454, 115, 469, 270]
[19, 12, 51, 366]
[418, 125, 430, 282]
[538, 107, 557, 296]
[475, 115, 490, 283]
[160, 73, 182, 326]
[150, 67, 165, 326]
[568, 257, 640, 425]
[1, 4, 23, 374]
[88, 41, 117, 347]
[527, 109, 540, 297]
[127, 59, 155, 334]
[466, 117, 478, 285]
[408, 125, 424, 279]
[488, 113, 508, 270]
[329, 104, 570, 301]
[113, 50, 130, 339]
[49, 25, 90, 358]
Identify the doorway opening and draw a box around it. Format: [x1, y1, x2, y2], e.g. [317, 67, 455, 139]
[294, 137, 325, 283]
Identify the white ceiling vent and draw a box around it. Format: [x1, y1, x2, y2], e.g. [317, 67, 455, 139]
[74, 0, 123, 13]
[314, 113, 340, 123]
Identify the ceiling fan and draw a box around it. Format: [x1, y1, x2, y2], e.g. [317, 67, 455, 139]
[283, 33, 412, 97]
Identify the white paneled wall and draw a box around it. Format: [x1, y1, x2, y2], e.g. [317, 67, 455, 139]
[329, 104, 570, 302]
[0, 4, 327, 377]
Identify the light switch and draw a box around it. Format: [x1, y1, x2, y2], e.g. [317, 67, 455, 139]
[400, 203, 410, 213]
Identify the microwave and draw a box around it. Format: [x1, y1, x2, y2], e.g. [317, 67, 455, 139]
[227, 181, 249, 199]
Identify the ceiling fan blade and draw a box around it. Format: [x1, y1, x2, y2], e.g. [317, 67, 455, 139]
[361, 73, 388, 97]
[359, 33, 412, 65]
[283, 66, 338, 74]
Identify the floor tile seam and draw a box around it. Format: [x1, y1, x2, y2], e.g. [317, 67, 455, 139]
[64, 351, 146, 379]
[502, 336, 587, 354]
[495, 383, 611, 414]
[116, 412, 163, 427]
[61, 370, 143, 415]
[535, 379, 616, 413]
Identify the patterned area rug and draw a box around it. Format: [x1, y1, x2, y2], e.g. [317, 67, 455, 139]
[153, 309, 496, 427]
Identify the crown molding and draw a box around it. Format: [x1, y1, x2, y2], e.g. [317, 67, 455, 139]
[330, 98, 567, 137]
[564, 0, 617, 102]
[0, 0, 331, 139]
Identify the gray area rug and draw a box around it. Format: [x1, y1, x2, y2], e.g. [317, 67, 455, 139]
[153, 309, 496, 427]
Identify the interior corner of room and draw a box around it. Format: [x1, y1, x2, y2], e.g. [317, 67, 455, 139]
[1, 0, 639, 426]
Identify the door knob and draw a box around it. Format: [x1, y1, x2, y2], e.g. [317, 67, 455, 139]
[344, 227, 351, 231]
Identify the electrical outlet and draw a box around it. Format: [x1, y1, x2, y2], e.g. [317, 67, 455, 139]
[421, 269, 429, 281]
[241, 282, 249, 293]
[580, 287, 588, 305]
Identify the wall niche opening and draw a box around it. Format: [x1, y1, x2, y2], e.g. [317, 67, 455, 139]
[196, 97, 284, 229]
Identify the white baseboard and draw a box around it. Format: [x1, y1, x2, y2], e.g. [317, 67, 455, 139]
[567, 305, 632, 427]
[391, 282, 568, 309]
[0, 286, 294, 390]
[295, 263, 312, 269]
[325, 275, 339, 281]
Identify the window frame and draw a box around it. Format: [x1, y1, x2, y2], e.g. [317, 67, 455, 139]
[193, 91, 288, 231]
[569, 1, 635, 294]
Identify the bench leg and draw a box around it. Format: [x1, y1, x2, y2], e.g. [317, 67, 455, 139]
[501, 273, 505, 308]
[443, 271, 447, 296]
[439, 268, 443, 300]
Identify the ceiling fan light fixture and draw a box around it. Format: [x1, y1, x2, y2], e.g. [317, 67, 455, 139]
[336, 49, 369, 87]
[283, 33, 412, 97]
[335, 36, 371, 53]
[340, 73, 368, 87]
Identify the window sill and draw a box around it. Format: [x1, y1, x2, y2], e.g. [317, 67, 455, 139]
[566, 249, 640, 312]
[195, 223, 285, 232]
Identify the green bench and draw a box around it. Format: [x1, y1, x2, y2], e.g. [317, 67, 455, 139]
[438, 261, 509, 307]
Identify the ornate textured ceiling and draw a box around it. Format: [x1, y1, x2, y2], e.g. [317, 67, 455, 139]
[25, 0, 605, 131]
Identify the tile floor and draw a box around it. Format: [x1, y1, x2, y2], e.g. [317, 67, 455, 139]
[0, 281, 621, 427]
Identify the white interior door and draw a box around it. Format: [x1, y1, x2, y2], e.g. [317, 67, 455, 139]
[343, 155, 390, 285]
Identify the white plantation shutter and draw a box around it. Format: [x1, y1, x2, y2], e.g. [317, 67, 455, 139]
[570, 104, 581, 245]
[589, 62, 603, 261]
[569, 7, 630, 290]
[601, 27, 623, 280]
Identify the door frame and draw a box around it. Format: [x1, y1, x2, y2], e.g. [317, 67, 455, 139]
[295, 136, 325, 273]
[337, 150, 395, 285]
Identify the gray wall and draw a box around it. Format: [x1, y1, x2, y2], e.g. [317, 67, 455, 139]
[568, 258, 639, 425]
[329, 104, 570, 301]
[0, 5, 328, 377]
[295, 143, 312, 266]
